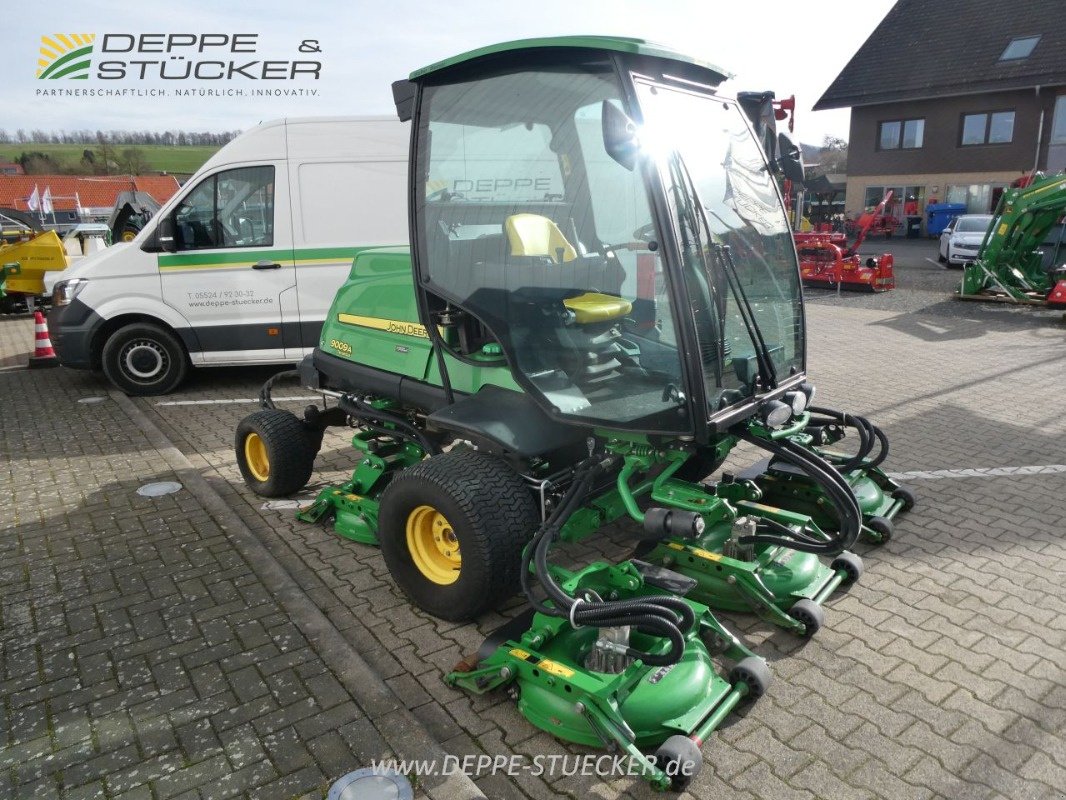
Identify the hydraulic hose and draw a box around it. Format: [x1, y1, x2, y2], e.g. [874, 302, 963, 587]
[807, 406, 871, 472]
[735, 426, 863, 554]
[335, 395, 440, 455]
[520, 458, 696, 667]
[806, 406, 890, 471]
[259, 369, 301, 410]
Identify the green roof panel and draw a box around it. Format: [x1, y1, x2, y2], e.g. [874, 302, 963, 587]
[410, 35, 732, 82]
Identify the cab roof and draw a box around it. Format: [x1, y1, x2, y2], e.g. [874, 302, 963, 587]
[409, 35, 732, 82]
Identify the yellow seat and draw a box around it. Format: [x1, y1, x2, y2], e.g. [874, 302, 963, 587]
[504, 214, 631, 323]
[562, 292, 633, 324]
[505, 213, 577, 263]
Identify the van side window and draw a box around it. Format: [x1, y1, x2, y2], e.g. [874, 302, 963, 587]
[173, 165, 275, 250]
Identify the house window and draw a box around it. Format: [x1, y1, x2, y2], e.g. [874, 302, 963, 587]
[961, 111, 1015, 145]
[999, 35, 1040, 61]
[878, 118, 924, 150]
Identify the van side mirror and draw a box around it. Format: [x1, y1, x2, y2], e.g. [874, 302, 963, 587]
[140, 215, 177, 253]
[156, 215, 177, 253]
[775, 132, 805, 184]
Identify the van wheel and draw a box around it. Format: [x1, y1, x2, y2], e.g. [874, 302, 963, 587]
[101, 322, 188, 395]
[377, 450, 539, 621]
[235, 409, 321, 497]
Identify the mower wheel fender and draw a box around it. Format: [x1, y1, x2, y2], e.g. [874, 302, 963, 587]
[892, 485, 917, 512]
[235, 409, 321, 497]
[830, 551, 864, 585]
[866, 515, 893, 542]
[729, 656, 771, 699]
[652, 734, 702, 793]
[787, 598, 824, 637]
[377, 449, 539, 621]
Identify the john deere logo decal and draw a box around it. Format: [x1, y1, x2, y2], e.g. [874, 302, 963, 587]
[37, 34, 95, 80]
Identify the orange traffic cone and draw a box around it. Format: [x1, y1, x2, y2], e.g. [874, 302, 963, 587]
[28, 309, 59, 369]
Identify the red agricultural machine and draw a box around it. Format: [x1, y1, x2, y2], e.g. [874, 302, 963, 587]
[794, 190, 896, 292]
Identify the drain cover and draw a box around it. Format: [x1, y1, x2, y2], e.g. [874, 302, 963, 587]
[327, 769, 412, 800]
[137, 481, 183, 497]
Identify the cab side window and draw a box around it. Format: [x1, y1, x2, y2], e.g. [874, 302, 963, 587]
[173, 165, 275, 250]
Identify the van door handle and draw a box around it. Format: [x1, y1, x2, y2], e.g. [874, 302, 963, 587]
[252, 260, 281, 270]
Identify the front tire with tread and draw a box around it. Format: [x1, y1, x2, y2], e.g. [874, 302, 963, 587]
[101, 322, 188, 395]
[378, 450, 539, 621]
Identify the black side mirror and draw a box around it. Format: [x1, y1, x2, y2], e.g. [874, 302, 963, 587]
[602, 100, 639, 172]
[156, 215, 177, 253]
[775, 132, 805, 184]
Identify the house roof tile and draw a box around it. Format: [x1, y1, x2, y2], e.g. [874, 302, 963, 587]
[0, 174, 180, 212]
[815, 0, 1066, 110]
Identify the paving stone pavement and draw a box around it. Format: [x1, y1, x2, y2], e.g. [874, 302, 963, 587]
[3, 248, 1066, 800]
[0, 315, 478, 800]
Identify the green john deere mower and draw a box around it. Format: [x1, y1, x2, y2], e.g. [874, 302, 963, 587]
[235, 37, 899, 789]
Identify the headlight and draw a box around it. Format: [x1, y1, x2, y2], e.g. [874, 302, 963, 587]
[52, 278, 87, 306]
[761, 399, 792, 428]
[785, 390, 808, 415]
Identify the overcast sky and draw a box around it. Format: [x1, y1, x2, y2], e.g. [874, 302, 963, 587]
[2, 0, 896, 146]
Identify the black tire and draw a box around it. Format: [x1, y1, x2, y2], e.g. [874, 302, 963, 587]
[937, 251, 947, 263]
[378, 450, 539, 621]
[235, 409, 321, 497]
[674, 449, 726, 483]
[653, 734, 702, 792]
[831, 551, 864, 585]
[788, 598, 824, 637]
[729, 656, 772, 699]
[101, 322, 188, 395]
[892, 485, 917, 512]
[866, 515, 893, 543]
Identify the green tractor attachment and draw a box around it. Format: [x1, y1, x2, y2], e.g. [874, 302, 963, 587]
[234, 36, 907, 790]
[958, 171, 1066, 306]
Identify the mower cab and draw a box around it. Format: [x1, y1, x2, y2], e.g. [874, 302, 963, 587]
[395, 38, 812, 445]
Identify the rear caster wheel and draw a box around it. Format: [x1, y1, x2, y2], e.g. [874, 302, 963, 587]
[235, 409, 321, 497]
[892, 485, 917, 512]
[730, 656, 771, 699]
[866, 516, 893, 542]
[653, 734, 702, 792]
[788, 598, 824, 637]
[831, 551, 864, 585]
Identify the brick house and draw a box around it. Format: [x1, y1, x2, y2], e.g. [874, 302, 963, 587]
[815, 0, 1066, 223]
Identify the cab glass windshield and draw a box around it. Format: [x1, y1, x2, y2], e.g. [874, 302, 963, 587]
[635, 80, 805, 412]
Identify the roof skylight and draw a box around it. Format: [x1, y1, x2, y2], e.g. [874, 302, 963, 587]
[1000, 35, 1041, 61]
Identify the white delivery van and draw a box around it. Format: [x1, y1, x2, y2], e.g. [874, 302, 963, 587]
[48, 116, 409, 394]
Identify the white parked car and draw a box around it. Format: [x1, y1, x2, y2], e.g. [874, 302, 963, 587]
[938, 214, 993, 268]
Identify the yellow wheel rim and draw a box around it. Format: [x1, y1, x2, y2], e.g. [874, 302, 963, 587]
[121, 230, 137, 242]
[244, 432, 270, 482]
[405, 504, 461, 585]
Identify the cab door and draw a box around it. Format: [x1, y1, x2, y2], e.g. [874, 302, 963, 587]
[158, 163, 299, 363]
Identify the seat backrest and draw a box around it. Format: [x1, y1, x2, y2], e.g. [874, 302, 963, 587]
[505, 213, 576, 263]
